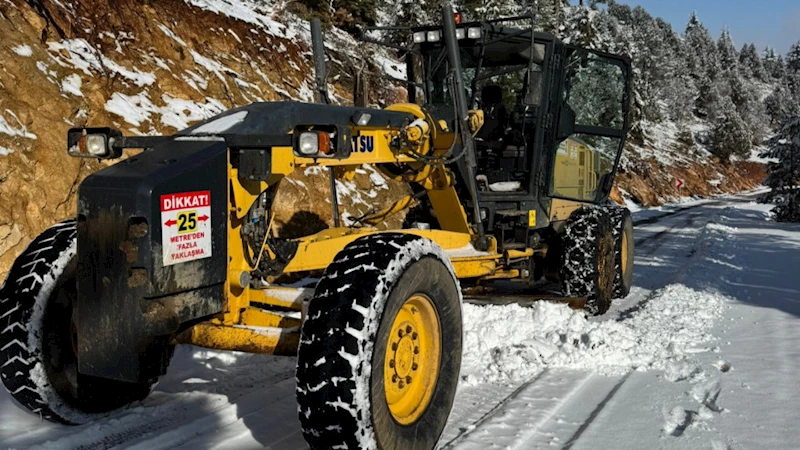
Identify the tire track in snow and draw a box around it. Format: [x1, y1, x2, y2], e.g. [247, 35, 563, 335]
[439, 370, 551, 448]
[20, 369, 296, 450]
[444, 371, 595, 450]
[560, 372, 632, 449]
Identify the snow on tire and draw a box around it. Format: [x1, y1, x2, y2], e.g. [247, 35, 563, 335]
[296, 233, 462, 450]
[609, 206, 634, 299]
[0, 219, 155, 424]
[560, 206, 616, 315]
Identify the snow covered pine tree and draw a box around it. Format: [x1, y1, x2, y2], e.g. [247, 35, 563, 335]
[761, 117, 800, 222]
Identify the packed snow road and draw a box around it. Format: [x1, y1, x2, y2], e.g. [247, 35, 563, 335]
[2, 193, 799, 450]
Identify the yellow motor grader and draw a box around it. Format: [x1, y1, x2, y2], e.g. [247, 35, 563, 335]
[0, 5, 633, 449]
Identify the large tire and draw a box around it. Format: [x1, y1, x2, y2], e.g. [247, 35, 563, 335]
[610, 207, 634, 299]
[560, 207, 615, 315]
[296, 233, 462, 450]
[0, 220, 161, 424]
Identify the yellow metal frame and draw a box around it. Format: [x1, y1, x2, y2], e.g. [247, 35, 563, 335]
[179, 103, 572, 356]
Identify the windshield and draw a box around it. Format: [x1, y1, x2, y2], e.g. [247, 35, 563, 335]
[415, 36, 547, 111]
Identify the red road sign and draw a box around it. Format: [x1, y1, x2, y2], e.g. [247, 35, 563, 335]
[675, 178, 684, 189]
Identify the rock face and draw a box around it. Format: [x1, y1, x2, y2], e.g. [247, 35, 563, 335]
[0, 0, 409, 278]
[0, 0, 765, 279]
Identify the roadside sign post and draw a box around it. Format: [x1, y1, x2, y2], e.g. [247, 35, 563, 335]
[675, 178, 684, 203]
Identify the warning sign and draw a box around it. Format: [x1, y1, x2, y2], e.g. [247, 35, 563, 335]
[161, 190, 212, 266]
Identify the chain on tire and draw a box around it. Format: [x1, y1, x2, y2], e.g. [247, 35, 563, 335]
[560, 207, 616, 315]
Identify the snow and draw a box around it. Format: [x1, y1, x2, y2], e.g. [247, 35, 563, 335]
[190, 110, 247, 134]
[11, 44, 32, 57]
[183, 0, 293, 39]
[460, 282, 726, 384]
[48, 39, 155, 87]
[3, 197, 800, 448]
[488, 181, 521, 192]
[60, 73, 83, 97]
[0, 110, 36, 140]
[445, 244, 492, 258]
[157, 24, 187, 47]
[105, 92, 226, 130]
[189, 50, 236, 85]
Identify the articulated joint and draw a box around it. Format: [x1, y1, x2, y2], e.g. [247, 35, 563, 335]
[404, 118, 430, 144]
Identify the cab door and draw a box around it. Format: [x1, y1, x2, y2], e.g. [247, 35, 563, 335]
[548, 47, 632, 204]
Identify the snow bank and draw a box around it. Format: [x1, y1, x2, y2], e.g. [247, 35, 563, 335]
[461, 283, 727, 384]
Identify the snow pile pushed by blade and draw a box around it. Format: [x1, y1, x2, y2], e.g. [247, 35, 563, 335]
[461, 284, 727, 384]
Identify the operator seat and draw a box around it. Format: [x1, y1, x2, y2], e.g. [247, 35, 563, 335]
[476, 85, 507, 142]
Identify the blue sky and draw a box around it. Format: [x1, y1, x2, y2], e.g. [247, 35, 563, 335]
[581, 0, 799, 55]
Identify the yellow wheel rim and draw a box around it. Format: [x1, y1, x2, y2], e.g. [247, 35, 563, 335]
[621, 228, 629, 275]
[384, 293, 441, 425]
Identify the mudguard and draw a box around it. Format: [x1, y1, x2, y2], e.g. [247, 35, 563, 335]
[77, 139, 228, 383]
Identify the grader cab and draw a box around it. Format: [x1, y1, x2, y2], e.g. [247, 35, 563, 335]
[0, 5, 633, 449]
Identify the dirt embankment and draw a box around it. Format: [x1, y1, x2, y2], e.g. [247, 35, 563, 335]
[613, 158, 765, 207]
[0, 0, 407, 278]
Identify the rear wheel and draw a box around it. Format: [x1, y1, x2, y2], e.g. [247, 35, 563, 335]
[296, 233, 462, 450]
[0, 220, 163, 424]
[610, 207, 634, 299]
[560, 207, 615, 315]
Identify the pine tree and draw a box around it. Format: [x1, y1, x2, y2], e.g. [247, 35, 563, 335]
[332, 0, 379, 33]
[763, 48, 787, 80]
[787, 41, 800, 73]
[710, 98, 752, 161]
[739, 43, 767, 81]
[537, 0, 569, 33]
[760, 117, 800, 222]
[464, 0, 521, 20]
[765, 85, 796, 126]
[717, 28, 739, 74]
[684, 13, 720, 82]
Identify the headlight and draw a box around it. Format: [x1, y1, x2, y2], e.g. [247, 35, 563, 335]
[467, 27, 481, 39]
[413, 31, 426, 43]
[298, 132, 319, 155]
[66, 128, 121, 159]
[85, 134, 108, 156]
[426, 30, 441, 42]
[296, 131, 332, 157]
[456, 28, 466, 39]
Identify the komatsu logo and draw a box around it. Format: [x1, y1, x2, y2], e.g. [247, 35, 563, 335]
[353, 135, 374, 153]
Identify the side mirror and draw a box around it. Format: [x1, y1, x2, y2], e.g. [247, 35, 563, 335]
[556, 104, 576, 141]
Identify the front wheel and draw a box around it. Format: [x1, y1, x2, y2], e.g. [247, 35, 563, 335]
[296, 233, 462, 450]
[0, 220, 162, 424]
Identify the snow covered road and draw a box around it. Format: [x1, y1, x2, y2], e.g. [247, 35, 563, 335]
[2, 194, 799, 449]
